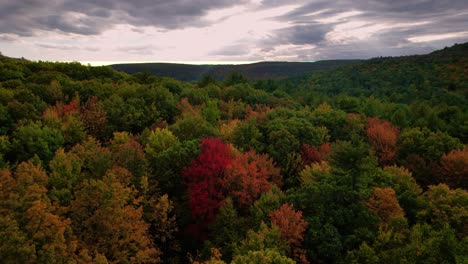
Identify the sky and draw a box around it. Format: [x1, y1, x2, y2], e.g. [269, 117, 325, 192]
[0, 0, 467, 65]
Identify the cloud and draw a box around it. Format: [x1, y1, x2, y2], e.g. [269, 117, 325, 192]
[35, 43, 100, 52]
[0, 34, 17, 42]
[264, 23, 331, 46]
[0, 0, 246, 36]
[209, 44, 251, 56]
[0, 0, 467, 61]
[116, 45, 157, 55]
[250, 0, 468, 60]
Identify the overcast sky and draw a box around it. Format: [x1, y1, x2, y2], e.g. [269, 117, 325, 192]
[0, 0, 467, 64]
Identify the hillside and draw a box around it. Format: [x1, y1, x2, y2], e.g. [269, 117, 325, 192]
[110, 60, 361, 81]
[275, 42, 468, 98]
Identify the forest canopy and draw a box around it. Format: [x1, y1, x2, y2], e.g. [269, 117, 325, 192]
[0, 43, 467, 263]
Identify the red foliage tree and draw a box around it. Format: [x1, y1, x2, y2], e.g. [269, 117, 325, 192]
[223, 150, 281, 208]
[270, 203, 309, 263]
[182, 138, 231, 237]
[62, 99, 80, 116]
[366, 117, 399, 165]
[43, 99, 80, 121]
[437, 147, 467, 189]
[300, 143, 331, 167]
[270, 203, 308, 247]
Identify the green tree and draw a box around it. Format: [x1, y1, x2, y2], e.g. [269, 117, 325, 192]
[11, 121, 64, 164]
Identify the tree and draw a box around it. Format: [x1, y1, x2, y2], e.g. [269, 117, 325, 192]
[299, 161, 330, 185]
[182, 138, 231, 238]
[231, 119, 263, 152]
[193, 248, 226, 264]
[224, 72, 249, 86]
[287, 181, 379, 263]
[234, 222, 288, 257]
[210, 198, 242, 260]
[397, 127, 462, 186]
[310, 103, 348, 141]
[79, 96, 108, 140]
[347, 224, 465, 263]
[328, 140, 377, 191]
[0, 136, 10, 168]
[170, 114, 218, 141]
[11, 121, 64, 164]
[417, 184, 467, 237]
[365, 187, 405, 225]
[110, 132, 148, 185]
[223, 150, 281, 209]
[201, 100, 220, 125]
[0, 162, 79, 263]
[436, 147, 467, 189]
[70, 137, 112, 179]
[270, 203, 309, 263]
[48, 148, 82, 206]
[365, 117, 399, 165]
[380, 166, 423, 224]
[145, 128, 178, 160]
[150, 139, 200, 200]
[300, 143, 331, 167]
[150, 194, 179, 264]
[250, 186, 285, 227]
[232, 249, 295, 264]
[70, 171, 160, 262]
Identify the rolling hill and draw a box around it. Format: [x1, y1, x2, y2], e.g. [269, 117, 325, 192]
[110, 60, 361, 82]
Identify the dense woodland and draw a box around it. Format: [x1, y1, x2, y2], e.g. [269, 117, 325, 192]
[0, 43, 466, 263]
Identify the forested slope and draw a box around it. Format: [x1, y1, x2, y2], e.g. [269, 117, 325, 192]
[0, 43, 466, 263]
[110, 60, 361, 82]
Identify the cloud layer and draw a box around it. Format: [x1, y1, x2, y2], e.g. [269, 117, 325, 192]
[0, 0, 467, 62]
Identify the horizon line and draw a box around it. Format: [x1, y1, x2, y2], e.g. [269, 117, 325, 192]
[77, 60, 264, 66]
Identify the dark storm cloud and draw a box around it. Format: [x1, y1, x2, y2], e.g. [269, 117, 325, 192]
[0, 0, 245, 36]
[33, 15, 104, 35]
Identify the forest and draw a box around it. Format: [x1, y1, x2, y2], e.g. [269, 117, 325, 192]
[110, 60, 361, 82]
[0, 42, 466, 263]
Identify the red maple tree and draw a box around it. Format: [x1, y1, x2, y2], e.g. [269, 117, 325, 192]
[182, 138, 231, 237]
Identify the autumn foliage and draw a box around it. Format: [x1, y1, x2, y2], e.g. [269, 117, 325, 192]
[223, 150, 281, 208]
[270, 203, 309, 263]
[79, 96, 108, 140]
[366, 117, 399, 165]
[300, 143, 331, 167]
[365, 187, 405, 225]
[182, 138, 231, 232]
[436, 147, 467, 189]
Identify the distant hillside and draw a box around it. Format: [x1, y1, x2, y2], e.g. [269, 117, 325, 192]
[279, 42, 468, 98]
[110, 60, 361, 82]
[296, 43, 468, 95]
